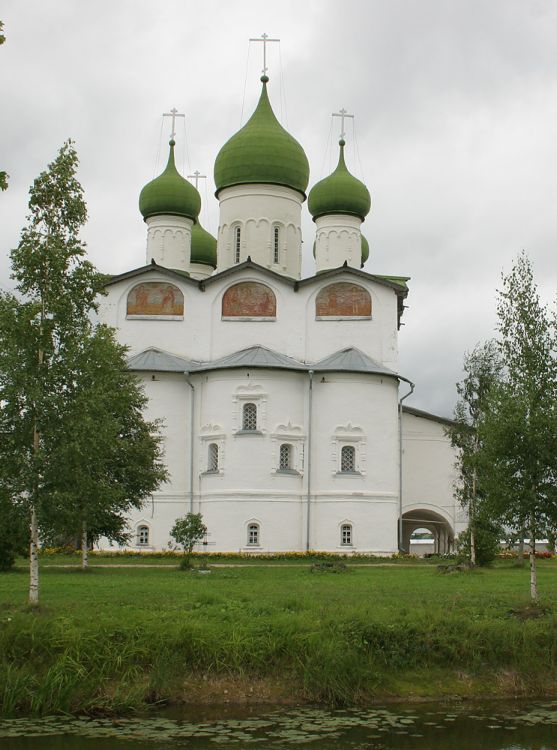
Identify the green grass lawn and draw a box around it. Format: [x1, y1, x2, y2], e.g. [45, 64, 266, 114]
[1, 561, 557, 715]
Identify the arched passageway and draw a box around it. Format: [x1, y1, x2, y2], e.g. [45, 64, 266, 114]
[402, 509, 454, 555]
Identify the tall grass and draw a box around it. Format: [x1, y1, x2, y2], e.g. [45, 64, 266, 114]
[1, 563, 557, 715]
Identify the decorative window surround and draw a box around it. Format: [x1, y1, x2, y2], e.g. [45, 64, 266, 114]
[200, 424, 225, 475]
[271, 421, 305, 475]
[331, 422, 366, 476]
[232, 385, 268, 435]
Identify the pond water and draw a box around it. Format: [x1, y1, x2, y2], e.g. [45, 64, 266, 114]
[1, 702, 557, 749]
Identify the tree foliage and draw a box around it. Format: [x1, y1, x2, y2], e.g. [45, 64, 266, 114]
[171, 513, 207, 556]
[449, 341, 503, 564]
[0, 140, 166, 594]
[479, 252, 557, 599]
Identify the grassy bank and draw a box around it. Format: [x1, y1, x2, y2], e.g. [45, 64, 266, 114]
[1, 561, 557, 715]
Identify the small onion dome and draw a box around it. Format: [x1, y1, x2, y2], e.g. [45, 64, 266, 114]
[139, 140, 201, 221]
[214, 76, 310, 198]
[361, 234, 369, 266]
[308, 139, 371, 222]
[191, 221, 217, 268]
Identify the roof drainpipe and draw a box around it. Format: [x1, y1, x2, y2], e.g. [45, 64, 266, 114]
[398, 378, 415, 553]
[184, 373, 195, 514]
[306, 369, 314, 552]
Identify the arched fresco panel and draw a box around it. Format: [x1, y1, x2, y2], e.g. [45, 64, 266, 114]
[315, 282, 371, 319]
[222, 282, 277, 319]
[127, 282, 184, 317]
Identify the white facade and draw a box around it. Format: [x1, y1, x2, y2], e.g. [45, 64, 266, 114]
[98, 258, 458, 555]
[97, 72, 459, 556]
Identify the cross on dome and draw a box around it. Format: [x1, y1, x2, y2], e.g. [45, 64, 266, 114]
[187, 170, 207, 190]
[249, 32, 280, 76]
[163, 108, 185, 140]
[332, 108, 354, 140]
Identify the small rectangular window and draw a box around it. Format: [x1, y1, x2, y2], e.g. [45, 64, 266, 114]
[242, 402, 257, 431]
[273, 226, 280, 264]
[208, 443, 219, 472]
[247, 523, 260, 546]
[340, 445, 356, 472]
[341, 524, 352, 546]
[279, 443, 292, 470]
[235, 227, 241, 264]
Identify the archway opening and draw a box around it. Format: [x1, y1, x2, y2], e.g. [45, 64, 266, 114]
[402, 509, 454, 556]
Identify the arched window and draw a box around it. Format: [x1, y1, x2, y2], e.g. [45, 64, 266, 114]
[273, 225, 280, 264]
[340, 445, 356, 473]
[208, 443, 219, 472]
[247, 523, 260, 546]
[278, 443, 292, 471]
[137, 525, 150, 546]
[242, 402, 257, 431]
[341, 524, 353, 546]
[234, 226, 241, 264]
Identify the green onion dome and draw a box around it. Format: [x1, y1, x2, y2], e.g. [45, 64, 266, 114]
[214, 76, 310, 198]
[361, 234, 369, 266]
[191, 221, 217, 268]
[308, 139, 371, 222]
[139, 140, 201, 221]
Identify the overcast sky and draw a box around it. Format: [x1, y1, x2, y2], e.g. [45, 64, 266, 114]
[1, 0, 556, 416]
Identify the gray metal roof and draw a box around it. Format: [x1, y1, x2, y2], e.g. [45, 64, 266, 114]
[312, 347, 397, 377]
[191, 346, 307, 372]
[127, 345, 400, 379]
[127, 348, 195, 372]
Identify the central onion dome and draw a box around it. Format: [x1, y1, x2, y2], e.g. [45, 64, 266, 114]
[191, 222, 217, 268]
[139, 140, 201, 221]
[308, 139, 371, 221]
[214, 76, 310, 198]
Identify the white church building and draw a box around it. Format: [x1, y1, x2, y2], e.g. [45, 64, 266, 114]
[98, 69, 464, 555]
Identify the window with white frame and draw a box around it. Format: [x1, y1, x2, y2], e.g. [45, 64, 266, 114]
[247, 522, 260, 546]
[278, 443, 292, 471]
[137, 525, 150, 546]
[242, 402, 257, 431]
[341, 523, 353, 546]
[207, 443, 219, 472]
[234, 226, 241, 264]
[340, 445, 356, 472]
[273, 225, 280, 264]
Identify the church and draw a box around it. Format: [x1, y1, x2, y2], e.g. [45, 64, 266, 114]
[98, 65, 464, 555]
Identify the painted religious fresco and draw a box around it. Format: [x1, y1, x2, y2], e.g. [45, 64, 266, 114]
[222, 282, 277, 318]
[315, 283, 372, 318]
[127, 282, 184, 317]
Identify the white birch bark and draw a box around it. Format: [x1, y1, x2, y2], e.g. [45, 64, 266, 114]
[82, 520, 88, 570]
[29, 506, 39, 605]
[529, 531, 538, 602]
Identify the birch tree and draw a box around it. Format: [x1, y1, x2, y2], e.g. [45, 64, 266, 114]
[480, 252, 557, 600]
[449, 341, 502, 565]
[0, 141, 166, 596]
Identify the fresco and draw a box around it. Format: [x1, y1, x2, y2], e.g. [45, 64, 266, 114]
[315, 283, 371, 318]
[222, 282, 277, 318]
[127, 282, 184, 317]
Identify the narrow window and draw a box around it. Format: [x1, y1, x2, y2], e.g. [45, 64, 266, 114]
[341, 524, 353, 546]
[273, 226, 280, 264]
[234, 226, 241, 264]
[242, 402, 257, 431]
[279, 443, 292, 471]
[340, 445, 356, 472]
[137, 525, 149, 546]
[208, 443, 219, 472]
[247, 523, 260, 546]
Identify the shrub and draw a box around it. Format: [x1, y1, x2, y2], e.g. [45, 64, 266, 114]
[457, 516, 503, 566]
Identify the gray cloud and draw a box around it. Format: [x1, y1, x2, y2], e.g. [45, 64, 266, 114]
[2, 0, 555, 417]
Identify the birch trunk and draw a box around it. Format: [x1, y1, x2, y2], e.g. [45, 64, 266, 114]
[29, 505, 39, 605]
[81, 521, 88, 570]
[469, 473, 476, 566]
[529, 532, 539, 602]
